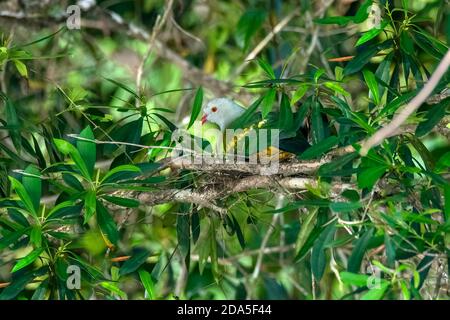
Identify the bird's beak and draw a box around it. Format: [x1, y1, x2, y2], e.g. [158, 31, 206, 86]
[201, 114, 208, 125]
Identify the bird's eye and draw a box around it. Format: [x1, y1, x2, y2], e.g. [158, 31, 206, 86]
[211, 106, 218, 112]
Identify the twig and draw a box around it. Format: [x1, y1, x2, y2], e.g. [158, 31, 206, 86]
[233, 11, 298, 78]
[251, 194, 285, 281]
[135, 0, 174, 98]
[360, 49, 450, 156]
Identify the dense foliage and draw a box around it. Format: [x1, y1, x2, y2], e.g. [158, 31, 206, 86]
[0, 0, 449, 300]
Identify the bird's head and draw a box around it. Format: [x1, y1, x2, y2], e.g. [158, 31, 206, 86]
[201, 98, 245, 131]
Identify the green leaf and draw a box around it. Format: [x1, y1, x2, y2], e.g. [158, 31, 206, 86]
[324, 82, 350, 96]
[415, 99, 450, 137]
[12, 248, 44, 273]
[231, 214, 245, 250]
[177, 213, 190, 259]
[354, 0, 373, 23]
[30, 225, 42, 247]
[257, 58, 275, 79]
[191, 210, 200, 244]
[318, 152, 358, 176]
[344, 40, 392, 76]
[348, 228, 374, 273]
[77, 126, 96, 177]
[311, 100, 325, 143]
[0, 229, 27, 250]
[13, 59, 28, 78]
[100, 281, 127, 299]
[291, 84, 309, 104]
[138, 269, 155, 299]
[84, 189, 96, 223]
[0, 269, 36, 300]
[119, 249, 151, 276]
[300, 136, 338, 160]
[330, 201, 362, 213]
[444, 184, 450, 222]
[9, 176, 37, 216]
[187, 87, 203, 129]
[230, 96, 263, 129]
[436, 152, 450, 172]
[235, 9, 267, 50]
[311, 222, 336, 280]
[4, 98, 22, 153]
[96, 201, 119, 246]
[261, 88, 276, 118]
[279, 93, 294, 130]
[105, 78, 139, 99]
[340, 271, 371, 287]
[363, 69, 380, 105]
[53, 139, 91, 180]
[361, 281, 390, 300]
[22, 165, 41, 213]
[103, 195, 140, 208]
[101, 164, 141, 184]
[357, 165, 387, 189]
[400, 31, 415, 55]
[295, 209, 318, 256]
[355, 24, 386, 47]
[266, 199, 331, 213]
[314, 16, 353, 26]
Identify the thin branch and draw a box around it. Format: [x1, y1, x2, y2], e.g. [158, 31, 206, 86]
[135, 0, 174, 97]
[233, 10, 298, 78]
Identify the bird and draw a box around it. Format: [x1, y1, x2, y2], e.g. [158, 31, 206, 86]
[201, 97, 310, 160]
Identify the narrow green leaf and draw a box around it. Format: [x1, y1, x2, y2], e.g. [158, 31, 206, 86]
[230, 96, 263, 129]
[53, 139, 91, 180]
[295, 209, 318, 255]
[257, 58, 275, 78]
[187, 87, 203, 129]
[77, 126, 96, 177]
[311, 100, 325, 143]
[103, 195, 140, 208]
[13, 59, 28, 78]
[22, 165, 41, 213]
[101, 164, 141, 184]
[0, 229, 27, 250]
[415, 99, 449, 137]
[348, 228, 374, 273]
[324, 82, 350, 96]
[330, 201, 362, 212]
[363, 69, 380, 105]
[279, 93, 294, 130]
[9, 176, 36, 216]
[138, 269, 155, 299]
[12, 248, 44, 273]
[177, 213, 190, 259]
[361, 281, 390, 300]
[235, 9, 267, 50]
[300, 136, 338, 160]
[261, 88, 276, 118]
[119, 249, 151, 276]
[84, 189, 96, 223]
[96, 201, 119, 246]
[4, 98, 21, 153]
[30, 226, 42, 247]
[291, 84, 309, 104]
[340, 271, 371, 287]
[314, 16, 353, 26]
[356, 28, 382, 47]
[311, 222, 336, 280]
[357, 165, 387, 189]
